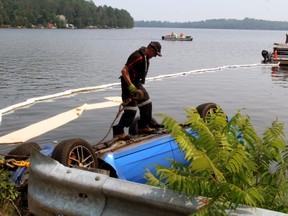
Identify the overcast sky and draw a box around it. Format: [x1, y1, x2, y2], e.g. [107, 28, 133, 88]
[92, 0, 288, 22]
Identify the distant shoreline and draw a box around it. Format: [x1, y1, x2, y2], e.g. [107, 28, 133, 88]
[2, 17, 288, 31]
[134, 18, 288, 31]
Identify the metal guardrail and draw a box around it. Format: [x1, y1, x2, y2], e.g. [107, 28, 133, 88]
[28, 150, 204, 216]
[28, 151, 288, 216]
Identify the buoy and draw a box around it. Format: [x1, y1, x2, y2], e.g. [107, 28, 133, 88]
[273, 49, 278, 58]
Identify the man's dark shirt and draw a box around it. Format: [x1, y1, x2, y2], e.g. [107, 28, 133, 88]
[125, 47, 149, 84]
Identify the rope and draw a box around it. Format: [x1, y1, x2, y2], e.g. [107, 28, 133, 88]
[95, 99, 131, 146]
[0, 158, 30, 169]
[11, 160, 30, 168]
[94, 91, 148, 146]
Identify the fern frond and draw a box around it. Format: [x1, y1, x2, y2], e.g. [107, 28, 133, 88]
[168, 173, 217, 197]
[144, 168, 167, 188]
[191, 200, 227, 216]
[277, 146, 288, 172]
[222, 183, 264, 208]
[223, 147, 248, 174]
[190, 152, 225, 183]
[229, 112, 262, 152]
[263, 119, 285, 147]
[174, 133, 197, 161]
[262, 119, 286, 162]
[161, 115, 178, 132]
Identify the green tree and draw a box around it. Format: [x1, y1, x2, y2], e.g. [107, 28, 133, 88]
[0, 0, 3, 25]
[55, 17, 66, 28]
[145, 107, 288, 215]
[135, 18, 288, 30]
[0, 0, 134, 28]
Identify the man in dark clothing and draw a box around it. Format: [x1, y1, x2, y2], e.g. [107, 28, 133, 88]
[113, 41, 162, 140]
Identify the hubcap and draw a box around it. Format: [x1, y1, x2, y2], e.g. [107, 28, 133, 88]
[68, 145, 95, 168]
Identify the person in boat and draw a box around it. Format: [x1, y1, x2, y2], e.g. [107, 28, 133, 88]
[171, 32, 177, 38]
[112, 41, 162, 140]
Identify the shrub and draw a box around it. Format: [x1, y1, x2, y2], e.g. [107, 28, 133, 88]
[145, 107, 288, 215]
[0, 168, 20, 215]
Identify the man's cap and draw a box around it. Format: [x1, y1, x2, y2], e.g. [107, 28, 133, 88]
[148, 41, 162, 56]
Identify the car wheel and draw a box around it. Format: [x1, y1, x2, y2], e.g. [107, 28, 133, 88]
[5, 142, 41, 160]
[51, 138, 98, 168]
[196, 102, 220, 119]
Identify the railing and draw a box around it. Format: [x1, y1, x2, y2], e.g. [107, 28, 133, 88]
[28, 150, 287, 216]
[28, 150, 204, 216]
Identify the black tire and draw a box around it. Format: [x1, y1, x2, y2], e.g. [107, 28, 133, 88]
[196, 102, 220, 119]
[51, 138, 98, 168]
[5, 142, 41, 160]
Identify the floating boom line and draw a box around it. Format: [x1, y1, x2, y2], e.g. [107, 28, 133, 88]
[0, 63, 277, 121]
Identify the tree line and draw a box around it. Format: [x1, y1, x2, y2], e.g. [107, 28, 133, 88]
[1, 0, 287, 31]
[135, 18, 288, 30]
[0, 0, 134, 29]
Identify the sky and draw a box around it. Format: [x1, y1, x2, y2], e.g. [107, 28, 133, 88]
[92, 0, 288, 22]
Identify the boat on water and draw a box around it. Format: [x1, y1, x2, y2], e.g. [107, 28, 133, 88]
[271, 43, 288, 65]
[261, 34, 288, 65]
[162, 32, 193, 41]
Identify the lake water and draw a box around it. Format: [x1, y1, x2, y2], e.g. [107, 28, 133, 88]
[1, 28, 288, 153]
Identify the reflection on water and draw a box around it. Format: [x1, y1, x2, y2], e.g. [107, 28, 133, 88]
[271, 66, 288, 88]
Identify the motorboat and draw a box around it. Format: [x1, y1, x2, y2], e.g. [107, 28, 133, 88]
[262, 34, 288, 65]
[271, 42, 288, 65]
[162, 32, 193, 41]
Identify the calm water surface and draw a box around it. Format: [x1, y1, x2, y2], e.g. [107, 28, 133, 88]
[0, 28, 288, 153]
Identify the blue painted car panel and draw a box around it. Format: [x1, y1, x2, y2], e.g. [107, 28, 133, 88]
[104, 135, 188, 183]
[9, 133, 189, 185]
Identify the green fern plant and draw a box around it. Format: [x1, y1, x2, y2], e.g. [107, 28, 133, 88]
[145, 107, 288, 215]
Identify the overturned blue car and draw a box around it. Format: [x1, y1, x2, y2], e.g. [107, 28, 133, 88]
[6, 102, 218, 186]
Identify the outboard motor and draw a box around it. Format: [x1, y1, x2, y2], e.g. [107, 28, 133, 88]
[261, 50, 272, 63]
